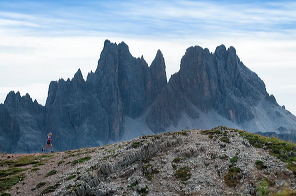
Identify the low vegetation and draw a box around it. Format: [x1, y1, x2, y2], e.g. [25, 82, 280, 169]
[174, 166, 191, 181]
[1, 126, 295, 195]
[71, 156, 91, 165]
[0, 154, 52, 194]
[224, 167, 242, 187]
[131, 141, 143, 148]
[202, 126, 296, 176]
[40, 183, 60, 195]
[255, 160, 267, 170]
[237, 128, 296, 176]
[45, 169, 57, 177]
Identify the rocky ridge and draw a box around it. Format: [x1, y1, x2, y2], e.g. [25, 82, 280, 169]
[2, 127, 295, 195]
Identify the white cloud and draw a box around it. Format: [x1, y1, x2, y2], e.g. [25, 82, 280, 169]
[0, 0, 296, 115]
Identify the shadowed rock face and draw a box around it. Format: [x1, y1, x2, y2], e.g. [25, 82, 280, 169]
[146, 45, 269, 131]
[43, 40, 167, 151]
[0, 92, 45, 153]
[0, 40, 295, 153]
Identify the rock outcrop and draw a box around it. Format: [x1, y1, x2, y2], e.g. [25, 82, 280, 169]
[5, 128, 295, 195]
[1, 40, 296, 153]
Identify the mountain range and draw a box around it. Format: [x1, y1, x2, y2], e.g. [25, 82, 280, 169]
[1, 39, 296, 153]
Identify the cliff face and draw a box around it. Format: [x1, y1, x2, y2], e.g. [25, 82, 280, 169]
[42, 40, 167, 151]
[0, 92, 45, 153]
[0, 40, 296, 153]
[146, 45, 270, 131]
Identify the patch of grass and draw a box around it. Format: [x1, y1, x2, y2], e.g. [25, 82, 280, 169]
[219, 154, 228, 159]
[142, 163, 159, 181]
[31, 168, 39, 172]
[129, 181, 139, 191]
[40, 183, 60, 195]
[141, 135, 160, 140]
[173, 157, 182, 163]
[137, 185, 149, 195]
[276, 188, 296, 196]
[71, 156, 91, 165]
[131, 141, 142, 148]
[0, 167, 26, 193]
[257, 179, 269, 196]
[1, 192, 11, 196]
[210, 153, 217, 159]
[0, 173, 25, 193]
[255, 160, 267, 170]
[58, 160, 65, 166]
[178, 130, 190, 136]
[35, 182, 46, 189]
[220, 136, 230, 143]
[15, 154, 52, 167]
[203, 126, 296, 176]
[238, 129, 296, 175]
[45, 170, 57, 177]
[230, 156, 238, 164]
[67, 175, 76, 181]
[224, 167, 241, 187]
[0, 168, 26, 178]
[174, 166, 191, 181]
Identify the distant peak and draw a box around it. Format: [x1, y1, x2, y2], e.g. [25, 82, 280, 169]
[72, 69, 85, 83]
[156, 49, 163, 58]
[104, 39, 111, 46]
[228, 46, 236, 54]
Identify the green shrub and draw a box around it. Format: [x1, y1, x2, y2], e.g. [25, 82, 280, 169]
[172, 163, 177, 170]
[36, 182, 46, 189]
[255, 160, 267, 170]
[45, 170, 57, 177]
[131, 141, 142, 148]
[137, 185, 149, 195]
[220, 136, 230, 143]
[230, 156, 238, 164]
[174, 166, 191, 181]
[257, 179, 269, 196]
[40, 183, 59, 195]
[58, 160, 65, 166]
[71, 156, 91, 165]
[67, 175, 76, 181]
[224, 167, 241, 187]
[173, 157, 181, 163]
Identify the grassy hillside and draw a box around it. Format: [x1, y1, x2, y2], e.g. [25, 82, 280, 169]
[0, 126, 295, 196]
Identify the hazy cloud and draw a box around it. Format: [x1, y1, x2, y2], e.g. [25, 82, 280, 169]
[1, 0, 296, 114]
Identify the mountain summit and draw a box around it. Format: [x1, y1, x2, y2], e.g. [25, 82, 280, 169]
[0, 40, 296, 153]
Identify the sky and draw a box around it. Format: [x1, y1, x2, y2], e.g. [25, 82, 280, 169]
[0, 0, 296, 115]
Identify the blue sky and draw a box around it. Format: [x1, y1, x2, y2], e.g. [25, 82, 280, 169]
[1, 0, 296, 115]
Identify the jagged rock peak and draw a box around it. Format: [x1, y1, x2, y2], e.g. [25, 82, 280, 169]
[4, 91, 31, 105]
[102, 40, 130, 54]
[214, 44, 227, 57]
[4, 91, 41, 110]
[72, 68, 85, 83]
[150, 49, 167, 85]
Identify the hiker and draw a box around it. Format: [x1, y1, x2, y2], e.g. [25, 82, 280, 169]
[42, 132, 53, 152]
